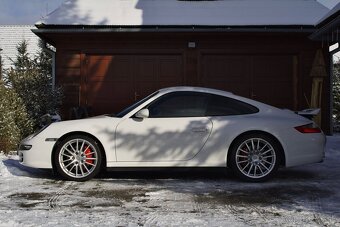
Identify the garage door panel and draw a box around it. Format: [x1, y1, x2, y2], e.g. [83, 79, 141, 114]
[253, 56, 292, 74]
[88, 100, 129, 115]
[85, 51, 294, 116]
[204, 81, 250, 97]
[134, 55, 183, 82]
[85, 53, 184, 115]
[134, 54, 183, 101]
[158, 81, 182, 88]
[201, 54, 251, 97]
[252, 55, 294, 108]
[88, 56, 132, 82]
[202, 55, 250, 81]
[88, 56, 113, 79]
[135, 57, 157, 81]
[159, 57, 183, 80]
[135, 83, 159, 100]
[201, 53, 295, 109]
[87, 82, 134, 98]
[109, 57, 133, 81]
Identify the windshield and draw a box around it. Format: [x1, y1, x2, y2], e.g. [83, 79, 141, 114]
[115, 91, 159, 118]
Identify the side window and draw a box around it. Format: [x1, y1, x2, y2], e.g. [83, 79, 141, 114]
[147, 92, 209, 118]
[206, 95, 259, 116]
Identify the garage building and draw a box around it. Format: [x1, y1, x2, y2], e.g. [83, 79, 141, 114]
[33, 0, 335, 133]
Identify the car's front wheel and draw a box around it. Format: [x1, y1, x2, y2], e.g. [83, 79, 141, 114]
[229, 133, 281, 182]
[54, 135, 102, 181]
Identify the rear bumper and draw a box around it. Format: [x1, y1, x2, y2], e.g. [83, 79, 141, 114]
[284, 132, 325, 167]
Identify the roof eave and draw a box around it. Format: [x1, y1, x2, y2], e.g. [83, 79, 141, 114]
[310, 15, 340, 43]
[32, 25, 316, 33]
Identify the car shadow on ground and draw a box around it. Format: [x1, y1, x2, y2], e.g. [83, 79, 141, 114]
[2, 159, 53, 179]
[97, 167, 319, 182]
[98, 168, 231, 180]
[2, 157, 320, 182]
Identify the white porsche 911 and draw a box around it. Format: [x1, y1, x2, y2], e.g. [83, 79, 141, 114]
[18, 87, 325, 182]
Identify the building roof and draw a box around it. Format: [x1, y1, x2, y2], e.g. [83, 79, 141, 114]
[0, 25, 40, 69]
[316, 2, 340, 26]
[37, 0, 329, 27]
[309, 2, 340, 43]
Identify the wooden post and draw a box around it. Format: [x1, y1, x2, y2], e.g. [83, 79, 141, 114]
[310, 49, 327, 126]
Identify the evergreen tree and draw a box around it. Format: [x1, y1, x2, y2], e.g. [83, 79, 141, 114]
[6, 40, 62, 129]
[0, 51, 3, 81]
[333, 62, 340, 124]
[13, 40, 31, 72]
[36, 40, 52, 77]
[0, 81, 33, 154]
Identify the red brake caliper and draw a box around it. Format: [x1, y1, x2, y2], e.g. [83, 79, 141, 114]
[84, 147, 93, 164]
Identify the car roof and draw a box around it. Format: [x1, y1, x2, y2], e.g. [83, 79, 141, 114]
[158, 86, 233, 96]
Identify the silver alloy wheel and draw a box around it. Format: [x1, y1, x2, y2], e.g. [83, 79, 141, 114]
[235, 138, 276, 179]
[58, 138, 98, 179]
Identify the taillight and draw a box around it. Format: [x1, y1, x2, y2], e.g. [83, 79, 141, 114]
[295, 123, 321, 133]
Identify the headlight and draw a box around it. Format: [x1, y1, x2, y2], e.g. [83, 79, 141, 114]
[19, 144, 32, 150]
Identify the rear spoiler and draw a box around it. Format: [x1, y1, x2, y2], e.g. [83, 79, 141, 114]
[296, 108, 320, 120]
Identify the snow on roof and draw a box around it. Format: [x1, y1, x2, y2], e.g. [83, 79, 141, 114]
[316, 2, 340, 25]
[38, 0, 329, 27]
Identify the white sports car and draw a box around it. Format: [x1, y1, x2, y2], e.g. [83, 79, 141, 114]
[18, 87, 325, 182]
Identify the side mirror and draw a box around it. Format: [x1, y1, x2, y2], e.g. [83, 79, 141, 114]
[135, 109, 149, 119]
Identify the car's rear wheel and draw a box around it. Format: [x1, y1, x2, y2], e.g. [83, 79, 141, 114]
[229, 133, 281, 182]
[54, 135, 102, 181]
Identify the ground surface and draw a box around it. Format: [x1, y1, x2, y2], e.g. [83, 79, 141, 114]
[1, 136, 340, 227]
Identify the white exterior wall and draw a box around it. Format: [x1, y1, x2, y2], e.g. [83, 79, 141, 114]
[0, 25, 40, 69]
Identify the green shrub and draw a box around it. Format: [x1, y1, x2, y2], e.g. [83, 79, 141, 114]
[4, 40, 62, 129]
[0, 83, 33, 154]
[0, 40, 62, 153]
[333, 63, 340, 124]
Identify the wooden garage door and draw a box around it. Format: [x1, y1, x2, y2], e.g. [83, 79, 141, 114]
[252, 55, 295, 109]
[200, 53, 296, 109]
[200, 55, 251, 97]
[86, 54, 183, 115]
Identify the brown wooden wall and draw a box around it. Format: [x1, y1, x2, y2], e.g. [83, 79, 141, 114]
[46, 32, 330, 133]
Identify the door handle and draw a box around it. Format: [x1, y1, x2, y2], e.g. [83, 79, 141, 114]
[191, 127, 208, 133]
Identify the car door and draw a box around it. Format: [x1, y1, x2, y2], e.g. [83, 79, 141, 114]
[115, 92, 213, 162]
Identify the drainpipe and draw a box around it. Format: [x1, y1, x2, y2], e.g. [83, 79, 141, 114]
[42, 41, 56, 90]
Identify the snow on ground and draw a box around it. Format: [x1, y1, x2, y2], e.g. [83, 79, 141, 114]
[1, 136, 340, 226]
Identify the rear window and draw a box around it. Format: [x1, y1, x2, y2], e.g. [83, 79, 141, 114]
[206, 95, 259, 116]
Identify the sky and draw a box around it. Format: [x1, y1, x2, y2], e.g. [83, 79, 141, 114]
[0, 0, 339, 25]
[0, 0, 65, 25]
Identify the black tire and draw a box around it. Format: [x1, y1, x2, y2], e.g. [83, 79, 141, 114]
[54, 135, 102, 181]
[229, 133, 281, 182]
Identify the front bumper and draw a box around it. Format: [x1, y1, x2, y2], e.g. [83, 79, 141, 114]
[17, 135, 56, 169]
